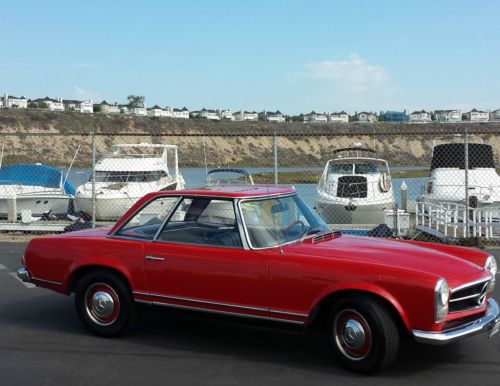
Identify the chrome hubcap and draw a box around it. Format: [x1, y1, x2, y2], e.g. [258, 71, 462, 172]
[334, 309, 372, 361]
[91, 291, 115, 319]
[342, 319, 366, 350]
[84, 283, 120, 326]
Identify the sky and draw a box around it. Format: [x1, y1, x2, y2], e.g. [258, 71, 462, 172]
[1, 0, 500, 115]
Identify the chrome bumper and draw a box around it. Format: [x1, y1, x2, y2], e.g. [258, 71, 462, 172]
[17, 267, 31, 283]
[413, 298, 500, 345]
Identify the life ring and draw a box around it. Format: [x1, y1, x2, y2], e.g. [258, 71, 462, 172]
[379, 173, 391, 192]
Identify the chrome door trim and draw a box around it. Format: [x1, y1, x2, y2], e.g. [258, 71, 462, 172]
[133, 297, 305, 325]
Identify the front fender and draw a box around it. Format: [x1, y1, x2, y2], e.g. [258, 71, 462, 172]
[310, 281, 412, 332]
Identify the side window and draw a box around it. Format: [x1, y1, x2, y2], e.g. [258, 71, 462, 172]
[116, 196, 178, 240]
[158, 197, 242, 248]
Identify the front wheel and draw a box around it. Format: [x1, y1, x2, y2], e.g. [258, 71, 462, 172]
[327, 296, 400, 374]
[75, 271, 137, 337]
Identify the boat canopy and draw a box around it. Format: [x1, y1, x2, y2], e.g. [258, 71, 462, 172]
[431, 143, 495, 170]
[0, 164, 75, 195]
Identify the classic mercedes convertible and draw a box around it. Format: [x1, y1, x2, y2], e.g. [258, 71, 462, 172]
[18, 185, 499, 374]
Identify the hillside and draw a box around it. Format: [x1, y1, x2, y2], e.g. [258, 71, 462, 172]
[0, 109, 499, 167]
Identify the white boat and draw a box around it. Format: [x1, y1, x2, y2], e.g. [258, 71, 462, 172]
[205, 168, 254, 186]
[75, 144, 185, 221]
[417, 135, 500, 208]
[0, 163, 74, 219]
[315, 145, 395, 224]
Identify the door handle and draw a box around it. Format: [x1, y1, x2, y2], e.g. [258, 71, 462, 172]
[145, 255, 165, 261]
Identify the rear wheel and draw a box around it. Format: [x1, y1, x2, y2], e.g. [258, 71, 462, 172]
[327, 296, 399, 374]
[75, 271, 137, 337]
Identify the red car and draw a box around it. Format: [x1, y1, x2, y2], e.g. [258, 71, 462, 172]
[18, 186, 499, 374]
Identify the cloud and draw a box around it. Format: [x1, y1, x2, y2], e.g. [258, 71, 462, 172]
[74, 86, 102, 101]
[303, 53, 389, 95]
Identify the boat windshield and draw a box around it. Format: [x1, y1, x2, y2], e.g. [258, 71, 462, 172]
[240, 194, 330, 249]
[93, 170, 168, 183]
[431, 143, 495, 170]
[329, 163, 381, 175]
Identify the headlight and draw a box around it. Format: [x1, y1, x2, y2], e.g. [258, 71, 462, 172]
[435, 278, 449, 323]
[485, 255, 497, 292]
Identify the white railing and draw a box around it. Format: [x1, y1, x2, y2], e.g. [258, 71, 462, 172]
[416, 201, 500, 239]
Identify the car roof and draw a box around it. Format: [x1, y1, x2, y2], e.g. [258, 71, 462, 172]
[156, 184, 295, 199]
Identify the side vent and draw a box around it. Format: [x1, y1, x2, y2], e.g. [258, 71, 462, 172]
[312, 230, 340, 243]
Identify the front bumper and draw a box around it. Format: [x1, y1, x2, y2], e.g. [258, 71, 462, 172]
[17, 267, 31, 283]
[413, 298, 500, 345]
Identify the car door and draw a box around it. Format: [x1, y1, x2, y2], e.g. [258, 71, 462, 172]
[143, 197, 268, 318]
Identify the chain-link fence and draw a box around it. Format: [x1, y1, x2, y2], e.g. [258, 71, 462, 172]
[0, 129, 498, 245]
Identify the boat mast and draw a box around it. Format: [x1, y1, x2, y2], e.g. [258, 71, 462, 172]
[63, 144, 81, 188]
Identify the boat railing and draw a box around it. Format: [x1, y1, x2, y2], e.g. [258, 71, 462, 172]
[416, 201, 500, 240]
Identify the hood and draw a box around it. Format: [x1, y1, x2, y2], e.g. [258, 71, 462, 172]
[286, 234, 486, 285]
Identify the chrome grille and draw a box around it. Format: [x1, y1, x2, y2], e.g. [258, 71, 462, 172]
[449, 278, 490, 313]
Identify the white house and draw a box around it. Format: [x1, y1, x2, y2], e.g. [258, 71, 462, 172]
[434, 109, 461, 122]
[119, 105, 130, 114]
[3, 94, 28, 108]
[233, 110, 259, 121]
[97, 101, 120, 114]
[191, 108, 220, 120]
[147, 105, 166, 117]
[328, 111, 349, 123]
[259, 110, 286, 123]
[218, 108, 233, 120]
[357, 112, 377, 123]
[64, 99, 93, 113]
[464, 108, 489, 122]
[129, 107, 147, 116]
[303, 111, 328, 124]
[490, 109, 500, 122]
[409, 110, 432, 123]
[33, 97, 64, 111]
[172, 107, 189, 119]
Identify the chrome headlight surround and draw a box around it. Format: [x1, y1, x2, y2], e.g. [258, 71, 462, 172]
[485, 255, 497, 292]
[435, 278, 449, 323]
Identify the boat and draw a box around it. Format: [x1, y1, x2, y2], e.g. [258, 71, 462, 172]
[315, 145, 395, 224]
[205, 168, 254, 186]
[417, 135, 500, 208]
[75, 143, 185, 221]
[0, 163, 75, 219]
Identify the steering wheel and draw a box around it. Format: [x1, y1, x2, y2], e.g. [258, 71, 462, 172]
[283, 220, 306, 236]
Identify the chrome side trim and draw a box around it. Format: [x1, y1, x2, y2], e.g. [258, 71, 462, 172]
[31, 276, 63, 286]
[269, 309, 309, 317]
[145, 292, 268, 312]
[133, 297, 305, 325]
[413, 298, 499, 345]
[451, 276, 491, 293]
[132, 290, 150, 296]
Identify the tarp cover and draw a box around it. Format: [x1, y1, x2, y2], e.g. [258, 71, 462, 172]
[0, 164, 75, 195]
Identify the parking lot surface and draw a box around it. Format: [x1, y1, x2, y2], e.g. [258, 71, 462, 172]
[1, 242, 499, 385]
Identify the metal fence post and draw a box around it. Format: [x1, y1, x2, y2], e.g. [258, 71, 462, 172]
[464, 129, 469, 238]
[273, 132, 278, 184]
[91, 132, 96, 228]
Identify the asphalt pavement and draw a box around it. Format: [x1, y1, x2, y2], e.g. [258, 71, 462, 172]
[1, 242, 499, 385]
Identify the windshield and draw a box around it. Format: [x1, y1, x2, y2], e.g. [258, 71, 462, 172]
[240, 194, 330, 248]
[93, 170, 168, 183]
[329, 163, 381, 175]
